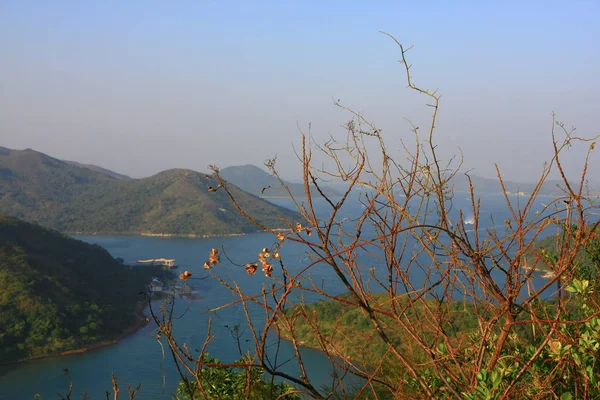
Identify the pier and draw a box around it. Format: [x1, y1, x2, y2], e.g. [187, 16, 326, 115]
[132, 258, 178, 268]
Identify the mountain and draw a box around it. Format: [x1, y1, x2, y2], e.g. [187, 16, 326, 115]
[220, 164, 342, 198]
[63, 160, 131, 180]
[0, 147, 119, 220]
[0, 214, 173, 362]
[67, 168, 302, 235]
[220, 165, 584, 198]
[0, 148, 301, 236]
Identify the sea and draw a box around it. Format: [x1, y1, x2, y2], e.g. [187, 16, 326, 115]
[0, 193, 563, 399]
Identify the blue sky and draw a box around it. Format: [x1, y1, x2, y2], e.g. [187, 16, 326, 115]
[0, 1, 598, 181]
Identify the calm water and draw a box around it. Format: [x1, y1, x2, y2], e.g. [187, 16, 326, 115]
[0, 194, 559, 399]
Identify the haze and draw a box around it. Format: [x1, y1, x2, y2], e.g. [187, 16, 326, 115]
[0, 1, 598, 182]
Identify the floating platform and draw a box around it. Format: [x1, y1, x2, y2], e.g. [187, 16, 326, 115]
[133, 258, 178, 268]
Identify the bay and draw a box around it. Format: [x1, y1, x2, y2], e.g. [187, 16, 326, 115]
[0, 193, 557, 399]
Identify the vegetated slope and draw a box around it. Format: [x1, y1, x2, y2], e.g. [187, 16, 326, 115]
[0, 147, 118, 223]
[0, 147, 301, 235]
[69, 168, 302, 235]
[0, 214, 172, 363]
[63, 160, 131, 180]
[220, 164, 342, 198]
[277, 293, 480, 372]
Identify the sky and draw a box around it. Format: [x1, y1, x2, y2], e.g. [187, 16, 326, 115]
[0, 1, 598, 182]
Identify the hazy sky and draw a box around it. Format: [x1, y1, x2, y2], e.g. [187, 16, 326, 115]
[0, 1, 598, 182]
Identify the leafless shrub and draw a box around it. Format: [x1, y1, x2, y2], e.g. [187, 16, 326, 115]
[152, 34, 599, 399]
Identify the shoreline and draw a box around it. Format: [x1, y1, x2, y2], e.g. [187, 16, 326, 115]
[4, 300, 151, 366]
[68, 230, 266, 239]
[273, 324, 356, 366]
[273, 323, 321, 353]
[69, 228, 293, 239]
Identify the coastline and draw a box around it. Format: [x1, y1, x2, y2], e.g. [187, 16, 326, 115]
[273, 324, 357, 366]
[6, 299, 151, 365]
[140, 232, 250, 238]
[68, 231, 264, 239]
[273, 323, 323, 353]
[69, 228, 293, 239]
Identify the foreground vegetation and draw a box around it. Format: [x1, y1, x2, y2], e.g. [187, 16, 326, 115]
[174, 355, 300, 400]
[276, 275, 599, 399]
[0, 214, 173, 363]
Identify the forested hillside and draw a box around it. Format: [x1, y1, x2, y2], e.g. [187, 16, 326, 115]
[63, 160, 131, 180]
[0, 214, 172, 363]
[0, 147, 301, 236]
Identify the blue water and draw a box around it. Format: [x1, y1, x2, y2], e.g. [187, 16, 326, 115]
[0, 193, 562, 399]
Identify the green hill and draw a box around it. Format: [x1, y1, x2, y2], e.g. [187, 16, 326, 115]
[0, 214, 172, 363]
[63, 160, 131, 180]
[0, 147, 301, 235]
[220, 164, 342, 198]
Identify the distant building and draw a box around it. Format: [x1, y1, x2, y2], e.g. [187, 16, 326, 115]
[149, 278, 165, 292]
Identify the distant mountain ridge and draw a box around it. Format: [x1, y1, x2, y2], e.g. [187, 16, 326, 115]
[0, 147, 300, 236]
[63, 160, 131, 180]
[220, 164, 342, 198]
[451, 174, 584, 196]
[220, 164, 586, 198]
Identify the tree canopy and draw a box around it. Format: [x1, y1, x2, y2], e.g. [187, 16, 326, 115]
[0, 214, 172, 363]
